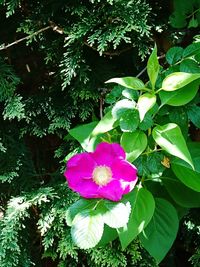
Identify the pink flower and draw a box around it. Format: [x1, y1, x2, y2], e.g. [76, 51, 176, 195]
[64, 142, 138, 201]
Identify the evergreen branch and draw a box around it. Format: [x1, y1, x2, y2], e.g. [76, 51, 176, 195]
[0, 22, 63, 51]
[84, 40, 133, 56]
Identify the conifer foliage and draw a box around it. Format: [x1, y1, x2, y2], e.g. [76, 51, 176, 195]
[0, 1, 198, 266]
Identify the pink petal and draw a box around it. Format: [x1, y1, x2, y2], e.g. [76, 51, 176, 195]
[120, 180, 137, 194]
[111, 159, 137, 182]
[91, 142, 126, 166]
[98, 180, 124, 201]
[65, 152, 96, 187]
[71, 180, 100, 199]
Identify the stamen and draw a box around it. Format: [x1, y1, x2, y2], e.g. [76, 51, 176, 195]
[92, 165, 112, 186]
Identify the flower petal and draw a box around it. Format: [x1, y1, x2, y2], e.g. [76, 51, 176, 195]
[65, 152, 96, 187]
[120, 180, 137, 194]
[111, 159, 137, 182]
[91, 142, 126, 166]
[98, 180, 124, 201]
[71, 180, 100, 199]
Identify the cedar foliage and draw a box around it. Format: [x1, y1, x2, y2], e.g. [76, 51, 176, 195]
[0, 0, 198, 266]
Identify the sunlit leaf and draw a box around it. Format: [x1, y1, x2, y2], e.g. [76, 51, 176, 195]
[118, 187, 155, 249]
[71, 210, 104, 249]
[147, 44, 159, 89]
[105, 77, 145, 90]
[121, 130, 147, 162]
[162, 72, 200, 91]
[152, 123, 193, 168]
[137, 93, 156, 121]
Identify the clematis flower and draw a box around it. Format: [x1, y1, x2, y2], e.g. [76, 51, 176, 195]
[64, 142, 138, 201]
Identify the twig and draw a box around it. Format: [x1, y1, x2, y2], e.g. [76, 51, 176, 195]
[0, 22, 64, 51]
[136, 53, 165, 78]
[136, 66, 147, 78]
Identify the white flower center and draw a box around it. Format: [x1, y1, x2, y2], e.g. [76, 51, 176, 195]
[92, 166, 112, 186]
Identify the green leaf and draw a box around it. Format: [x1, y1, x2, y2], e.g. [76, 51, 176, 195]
[161, 72, 200, 91]
[171, 142, 200, 192]
[152, 123, 193, 168]
[118, 187, 155, 249]
[147, 44, 160, 89]
[122, 88, 138, 100]
[105, 85, 123, 104]
[159, 79, 199, 106]
[97, 225, 118, 246]
[139, 113, 154, 131]
[170, 12, 187, 28]
[71, 210, 104, 249]
[102, 201, 131, 228]
[137, 93, 156, 121]
[121, 130, 147, 162]
[183, 42, 200, 58]
[66, 199, 97, 226]
[166, 46, 183, 65]
[172, 161, 200, 192]
[180, 59, 200, 73]
[105, 77, 145, 90]
[139, 198, 179, 263]
[119, 109, 140, 132]
[112, 99, 136, 119]
[169, 108, 188, 136]
[91, 110, 117, 137]
[187, 105, 200, 128]
[188, 17, 198, 28]
[163, 174, 200, 208]
[69, 121, 99, 151]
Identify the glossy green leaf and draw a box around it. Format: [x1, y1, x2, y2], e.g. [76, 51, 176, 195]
[188, 17, 198, 28]
[166, 46, 183, 65]
[97, 225, 117, 246]
[69, 121, 98, 151]
[118, 187, 155, 249]
[105, 77, 145, 90]
[180, 59, 200, 73]
[139, 198, 179, 263]
[171, 142, 200, 192]
[122, 88, 138, 100]
[137, 93, 156, 121]
[162, 72, 200, 91]
[172, 162, 200, 192]
[147, 44, 159, 89]
[119, 109, 140, 132]
[187, 105, 200, 128]
[112, 99, 136, 119]
[139, 113, 154, 131]
[91, 110, 117, 137]
[102, 201, 131, 229]
[183, 42, 200, 58]
[121, 130, 147, 162]
[152, 123, 193, 168]
[71, 210, 104, 249]
[159, 79, 199, 106]
[163, 175, 200, 208]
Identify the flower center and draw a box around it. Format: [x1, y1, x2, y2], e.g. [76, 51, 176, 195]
[92, 165, 112, 186]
